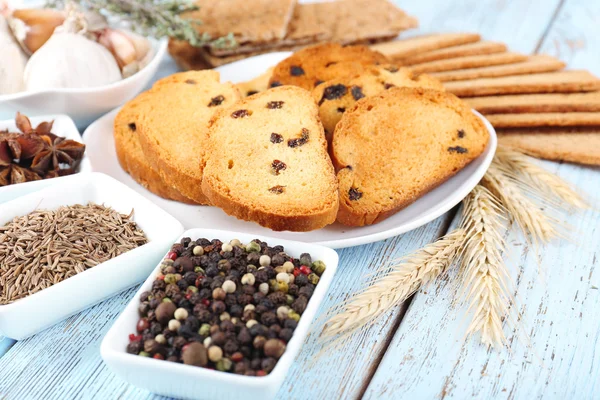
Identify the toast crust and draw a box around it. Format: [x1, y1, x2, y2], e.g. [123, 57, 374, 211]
[332, 87, 489, 226]
[114, 94, 197, 204]
[136, 71, 242, 205]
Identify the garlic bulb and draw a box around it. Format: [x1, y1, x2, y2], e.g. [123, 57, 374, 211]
[0, 15, 27, 94]
[24, 32, 122, 91]
[8, 8, 65, 54]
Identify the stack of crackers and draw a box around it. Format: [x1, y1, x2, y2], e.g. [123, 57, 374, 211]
[168, 0, 417, 69]
[371, 33, 600, 166]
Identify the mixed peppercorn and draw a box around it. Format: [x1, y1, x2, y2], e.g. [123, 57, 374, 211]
[127, 237, 326, 376]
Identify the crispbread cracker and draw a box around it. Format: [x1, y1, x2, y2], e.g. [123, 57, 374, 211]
[486, 112, 600, 128]
[236, 67, 274, 97]
[401, 41, 507, 65]
[168, 39, 212, 70]
[114, 94, 197, 204]
[371, 33, 481, 60]
[208, 3, 331, 56]
[444, 70, 600, 97]
[202, 86, 339, 231]
[312, 65, 444, 138]
[137, 71, 242, 204]
[499, 128, 600, 166]
[269, 43, 388, 90]
[313, 0, 417, 44]
[431, 55, 565, 81]
[185, 0, 296, 46]
[411, 52, 527, 74]
[332, 87, 489, 226]
[465, 92, 600, 114]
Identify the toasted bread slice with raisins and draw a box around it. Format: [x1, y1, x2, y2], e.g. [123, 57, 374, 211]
[312, 65, 444, 139]
[332, 87, 489, 226]
[114, 93, 197, 204]
[268, 43, 389, 91]
[136, 71, 242, 204]
[202, 86, 339, 231]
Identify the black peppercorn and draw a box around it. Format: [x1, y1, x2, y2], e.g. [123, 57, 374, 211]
[220, 320, 235, 332]
[261, 312, 277, 326]
[205, 266, 219, 277]
[138, 302, 150, 316]
[279, 328, 293, 342]
[299, 285, 314, 298]
[261, 357, 277, 373]
[283, 319, 298, 330]
[126, 341, 142, 354]
[177, 279, 189, 291]
[295, 274, 308, 286]
[140, 291, 151, 302]
[237, 328, 252, 344]
[152, 280, 166, 291]
[242, 285, 255, 295]
[229, 304, 243, 318]
[291, 297, 307, 314]
[211, 300, 226, 314]
[224, 340, 239, 354]
[212, 331, 226, 346]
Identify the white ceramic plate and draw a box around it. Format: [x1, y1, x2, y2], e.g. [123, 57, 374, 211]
[83, 52, 497, 249]
[0, 172, 184, 340]
[0, 114, 93, 203]
[101, 228, 339, 400]
[0, 37, 167, 130]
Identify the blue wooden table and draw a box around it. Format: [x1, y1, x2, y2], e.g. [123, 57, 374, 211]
[1, 0, 599, 399]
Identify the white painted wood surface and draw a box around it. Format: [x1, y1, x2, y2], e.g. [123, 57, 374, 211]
[363, 2, 600, 398]
[1, 1, 599, 399]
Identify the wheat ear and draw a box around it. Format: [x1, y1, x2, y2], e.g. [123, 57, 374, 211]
[321, 229, 465, 338]
[483, 163, 563, 247]
[459, 185, 512, 348]
[495, 145, 588, 209]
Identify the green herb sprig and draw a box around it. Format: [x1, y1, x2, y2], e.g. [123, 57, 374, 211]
[47, 0, 236, 48]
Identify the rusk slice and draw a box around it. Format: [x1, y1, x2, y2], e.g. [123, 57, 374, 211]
[486, 112, 600, 128]
[114, 94, 196, 204]
[410, 52, 528, 74]
[202, 86, 339, 231]
[332, 87, 489, 226]
[499, 128, 600, 166]
[137, 71, 241, 204]
[401, 41, 507, 65]
[268, 43, 388, 91]
[370, 33, 481, 60]
[430, 55, 565, 82]
[312, 65, 444, 138]
[444, 70, 600, 97]
[465, 92, 600, 114]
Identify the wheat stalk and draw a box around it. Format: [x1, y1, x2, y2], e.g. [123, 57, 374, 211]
[483, 163, 563, 248]
[321, 229, 465, 338]
[459, 185, 511, 348]
[495, 145, 588, 209]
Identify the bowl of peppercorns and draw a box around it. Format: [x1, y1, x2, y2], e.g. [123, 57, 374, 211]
[100, 228, 338, 400]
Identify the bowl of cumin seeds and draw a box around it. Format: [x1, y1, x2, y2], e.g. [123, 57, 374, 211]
[0, 172, 183, 340]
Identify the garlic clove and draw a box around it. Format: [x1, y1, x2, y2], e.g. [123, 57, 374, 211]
[98, 28, 136, 69]
[9, 8, 65, 54]
[117, 29, 151, 62]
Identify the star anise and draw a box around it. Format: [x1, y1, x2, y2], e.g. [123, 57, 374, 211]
[0, 164, 42, 187]
[30, 135, 86, 176]
[15, 112, 54, 136]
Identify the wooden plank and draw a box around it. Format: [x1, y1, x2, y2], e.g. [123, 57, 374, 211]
[537, 0, 600, 75]
[363, 161, 600, 399]
[400, 0, 563, 53]
[0, 218, 450, 400]
[0, 337, 15, 358]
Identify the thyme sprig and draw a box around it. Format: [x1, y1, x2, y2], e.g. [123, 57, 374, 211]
[47, 0, 236, 48]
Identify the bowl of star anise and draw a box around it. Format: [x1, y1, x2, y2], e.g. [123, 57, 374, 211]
[0, 112, 91, 191]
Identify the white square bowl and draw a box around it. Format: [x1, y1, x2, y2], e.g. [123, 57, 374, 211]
[0, 114, 93, 204]
[101, 228, 339, 400]
[0, 172, 184, 339]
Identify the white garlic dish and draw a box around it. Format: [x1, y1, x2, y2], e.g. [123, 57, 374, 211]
[0, 3, 154, 95]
